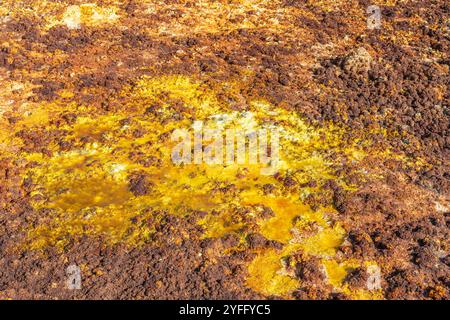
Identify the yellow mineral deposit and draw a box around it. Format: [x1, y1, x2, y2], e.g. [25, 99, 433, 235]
[15, 75, 411, 299]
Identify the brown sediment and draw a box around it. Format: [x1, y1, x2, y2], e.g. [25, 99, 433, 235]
[0, 0, 448, 300]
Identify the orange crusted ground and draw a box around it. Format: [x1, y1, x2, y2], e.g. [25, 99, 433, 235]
[0, 0, 448, 299]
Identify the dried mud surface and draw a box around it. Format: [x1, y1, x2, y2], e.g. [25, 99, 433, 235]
[0, 0, 448, 300]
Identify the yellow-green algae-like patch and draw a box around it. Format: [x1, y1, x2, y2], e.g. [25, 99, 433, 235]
[14, 75, 416, 298]
[245, 203, 347, 297]
[247, 248, 300, 297]
[322, 260, 384, 300]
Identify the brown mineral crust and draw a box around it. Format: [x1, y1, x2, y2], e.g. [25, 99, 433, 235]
[335, 179, 449, 299]
[344, 267, 369, 289]
[292, 285, 337, 300]
[0, 212, 260, 300]
[295, 258, 326, 283]
[128, 172, 153, 196]
[384, 269, 422, 300]
[246, 233, 283, 250]
[0, 0, 448, 300]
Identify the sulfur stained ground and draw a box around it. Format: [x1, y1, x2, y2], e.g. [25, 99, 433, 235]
[0, 0, 448, 299]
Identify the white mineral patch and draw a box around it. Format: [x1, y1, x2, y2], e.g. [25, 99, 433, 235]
[61, 4, 119, 30]
[435, 201, 449, 213]
[63, 5, 82, 29]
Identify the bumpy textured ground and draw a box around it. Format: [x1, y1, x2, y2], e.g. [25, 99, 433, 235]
[0, 0, 448, 300]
